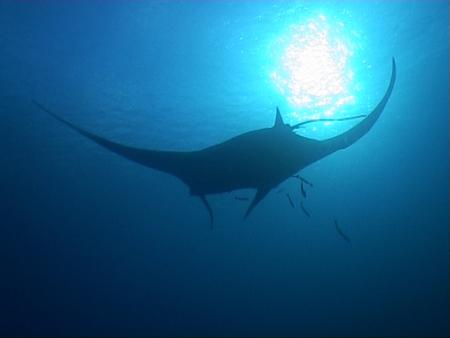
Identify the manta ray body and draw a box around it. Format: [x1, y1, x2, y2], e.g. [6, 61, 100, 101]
[35, 59, 396, 224]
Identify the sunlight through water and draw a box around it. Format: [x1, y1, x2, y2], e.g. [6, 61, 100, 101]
[271, 15, 356, 124]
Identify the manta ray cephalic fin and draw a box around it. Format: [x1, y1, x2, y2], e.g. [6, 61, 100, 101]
[274, 106, 285, 127]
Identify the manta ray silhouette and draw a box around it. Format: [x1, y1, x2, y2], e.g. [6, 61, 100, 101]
[34, 58, 396, 226]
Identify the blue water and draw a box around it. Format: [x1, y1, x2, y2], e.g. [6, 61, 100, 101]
[0, 1, 448, 337]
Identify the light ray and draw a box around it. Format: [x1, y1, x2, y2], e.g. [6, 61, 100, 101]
[272, 15, 356, 123]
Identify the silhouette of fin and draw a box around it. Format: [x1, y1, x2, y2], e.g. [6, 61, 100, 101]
[200, 195, 214, 229]
[321, 58, 396, 153]
[244, 187, 270, 219]
[274, 106, 284, 127]
[33, 100, 189, 177]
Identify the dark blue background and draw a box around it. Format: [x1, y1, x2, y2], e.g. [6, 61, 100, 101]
[0, 1, 448, 336]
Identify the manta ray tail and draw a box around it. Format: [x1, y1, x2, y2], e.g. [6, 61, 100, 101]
[290, 114, 367, 130]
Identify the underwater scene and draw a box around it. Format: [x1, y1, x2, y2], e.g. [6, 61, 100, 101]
[0, 1, 448, 337]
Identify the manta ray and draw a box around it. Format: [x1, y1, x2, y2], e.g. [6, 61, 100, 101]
[34, 58, 396, 225]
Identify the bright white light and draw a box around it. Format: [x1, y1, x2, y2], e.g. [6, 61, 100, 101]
[272, 15, 355, 119]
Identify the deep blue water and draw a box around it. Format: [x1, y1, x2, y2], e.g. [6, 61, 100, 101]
[0, 1, 448, 337]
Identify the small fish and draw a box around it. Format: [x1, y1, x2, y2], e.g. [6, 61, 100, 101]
[293, 174, 314, 187]
[234, 196, 250, 201]
[300, 181, 306, 199]
[334, 218, 352, 245]
[293, 175, 313, 199]
[286, 193, 295, 208]
[300, 201, 310, 218]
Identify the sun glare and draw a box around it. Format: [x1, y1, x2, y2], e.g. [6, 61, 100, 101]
[272, 15, 355, 120]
